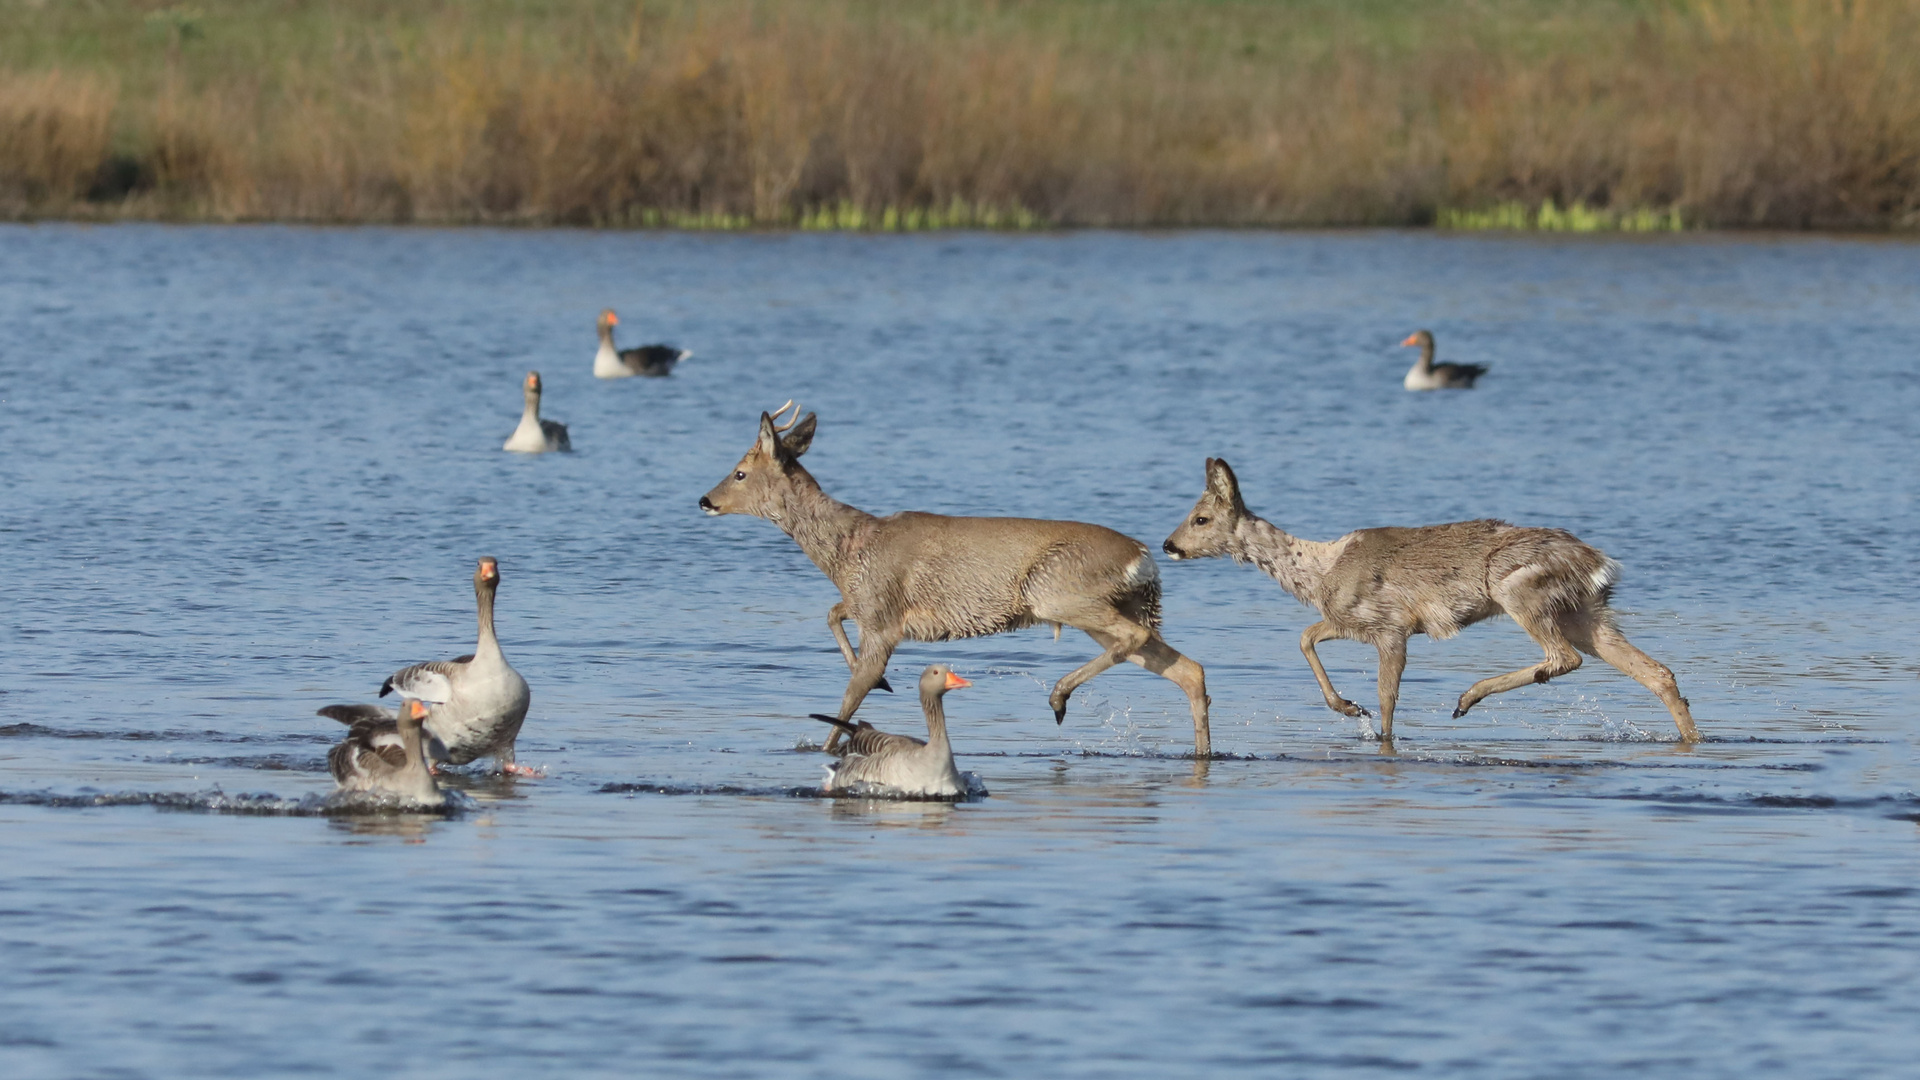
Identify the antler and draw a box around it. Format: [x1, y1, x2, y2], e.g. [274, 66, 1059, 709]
[768, 399, 803, 433]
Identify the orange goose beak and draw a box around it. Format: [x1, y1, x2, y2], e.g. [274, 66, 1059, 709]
[944, 671, 972, 690]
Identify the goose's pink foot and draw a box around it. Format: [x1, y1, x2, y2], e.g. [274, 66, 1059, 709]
[502, 762, 543, 778]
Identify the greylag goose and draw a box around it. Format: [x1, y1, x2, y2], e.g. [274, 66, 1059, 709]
[503, 371, 570, 453]
[1402, 330, 1488, 390]
[595, 308, 689, 378]
[320, 697, 445, 806]
[327, 558, 534, 775]
[809, 665, 972, 797]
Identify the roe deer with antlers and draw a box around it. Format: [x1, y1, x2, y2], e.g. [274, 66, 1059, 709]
[699, 403, 1214, 755]
[1161, 458, 1699, 743]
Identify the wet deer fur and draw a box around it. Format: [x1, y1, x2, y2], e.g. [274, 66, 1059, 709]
[1162, 458, 1699, 743]
[700, 404, 1212, 755]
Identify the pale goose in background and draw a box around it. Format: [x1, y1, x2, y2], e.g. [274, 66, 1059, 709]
[324, 558, 535, 775]
[595, 308, 689, 378]
[1401, 329, 1489, 390]
[809, 665, 972, 797]
[503, 371, 570, 453]
[320, 697, 445, 806]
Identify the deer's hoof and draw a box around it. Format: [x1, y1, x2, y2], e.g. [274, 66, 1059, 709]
[1451, 707, 1467, 719]
[876, 677, 894, 693]
[1053, 707, 1066, 726]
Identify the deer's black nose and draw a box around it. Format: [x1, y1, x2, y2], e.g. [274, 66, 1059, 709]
[698, 495, 717, 512]
[1162, 539, 1182, 557]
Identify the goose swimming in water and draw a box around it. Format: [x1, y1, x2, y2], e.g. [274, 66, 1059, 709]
[1401, 329, 1489, 390]
[319, 697, 446, 806]
[595, 308, 689, 378]
[503, 371, 570, 453]
[810, 664, 972, 798]
[321, 558, 536, 776]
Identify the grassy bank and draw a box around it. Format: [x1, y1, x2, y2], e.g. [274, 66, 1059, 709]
[2, 0, 1917, 229]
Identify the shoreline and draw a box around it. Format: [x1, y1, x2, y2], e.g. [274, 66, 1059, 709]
[5, 1, 1917, 233]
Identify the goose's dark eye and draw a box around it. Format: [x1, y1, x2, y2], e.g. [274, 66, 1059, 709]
[1193, 516, 1210, 526]
[734, 470, 747, 481]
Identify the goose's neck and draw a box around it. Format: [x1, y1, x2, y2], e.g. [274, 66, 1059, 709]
[399, 719, 430, 779]
[1415, 341, 1435, 372]
[475, 579, 503, 659]
[920, 690, 951, 752]
[522, 390, 541, 422]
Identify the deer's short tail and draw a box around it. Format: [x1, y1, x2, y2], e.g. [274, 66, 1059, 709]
[1120, 551, 1164, 630]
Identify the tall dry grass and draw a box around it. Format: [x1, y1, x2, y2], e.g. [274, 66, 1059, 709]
[0, 70, 117, 212]
[2, 0, 1918, 227]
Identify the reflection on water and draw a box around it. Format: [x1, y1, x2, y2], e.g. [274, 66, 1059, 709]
[2, 225, 1918, 1077]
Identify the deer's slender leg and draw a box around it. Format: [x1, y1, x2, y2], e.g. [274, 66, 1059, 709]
[829, 603, 891, 694]
[824, 627, 899, 753]
[1375, 636, 1408, 742]
[1125, 633, 1211, 757]
[1048, 619, 1146, 723]
[1059, 624, 1211, 756]
[1300, 621, 1370, 720]
[1452, 612, 1581, 718]
[1574, 616, 1700, 743]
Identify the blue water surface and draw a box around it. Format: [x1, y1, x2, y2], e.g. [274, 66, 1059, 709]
[2, 224, 1917, 1078]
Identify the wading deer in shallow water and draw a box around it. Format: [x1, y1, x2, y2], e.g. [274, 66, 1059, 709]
[699, 402, 1213, 755]
[1161, 458, 1699, 743]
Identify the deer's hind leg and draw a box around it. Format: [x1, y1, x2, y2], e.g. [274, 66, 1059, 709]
[1564, 610, 1700, 743]
[1046, 614, 1150, 724]
[1060, 621, 1212, 757]
[1451, 608, 1583, 719]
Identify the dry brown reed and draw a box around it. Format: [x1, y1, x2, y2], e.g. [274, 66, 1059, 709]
[3, 0, 1918, 228]
[0, 71, 118, 213]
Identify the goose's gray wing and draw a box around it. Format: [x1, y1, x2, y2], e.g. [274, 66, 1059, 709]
[619, 345, 687, 376]
[318, 704, 397, 726]
[378, 658, 467, 702]
[846, 724, 926, 757]
[540, 419, 571, 451]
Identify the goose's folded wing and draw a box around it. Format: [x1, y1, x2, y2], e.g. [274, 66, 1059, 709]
[620, 345, 686, 373]
[847, 726, 926, 757]
[378, 659, 466, 702]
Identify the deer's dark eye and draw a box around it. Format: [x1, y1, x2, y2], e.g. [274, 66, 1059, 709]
[1193, 516, 1210, 526]
[734, 470, 747, 481]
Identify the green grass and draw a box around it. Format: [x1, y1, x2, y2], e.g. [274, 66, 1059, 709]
[1439, 200, 1687, 232]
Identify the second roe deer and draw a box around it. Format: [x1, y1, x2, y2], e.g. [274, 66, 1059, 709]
[699, 403, 1214, 755]
[1161, 458, 1699, 743]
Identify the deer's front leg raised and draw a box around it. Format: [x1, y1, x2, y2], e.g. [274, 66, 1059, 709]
[823, 624, 900, 753]
[1300, 620, 1373, 725]
[829, 602, 892, 694]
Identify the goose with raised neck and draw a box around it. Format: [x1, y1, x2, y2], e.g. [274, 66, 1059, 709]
[503, 370, 571, 453]
[1401, 329, 1488, 390]
[810, 665, 973, 797]
[320, 558, 535, 775]
[595, 308, 690, 378]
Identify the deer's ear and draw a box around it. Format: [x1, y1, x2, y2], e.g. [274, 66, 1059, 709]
[1206, 458, 1243, 506]
[756, 413, 782, 458]
[781, 414, 816, 458]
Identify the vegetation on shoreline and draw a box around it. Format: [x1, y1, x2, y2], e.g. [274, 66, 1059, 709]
[2, 0, 1917, 230]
